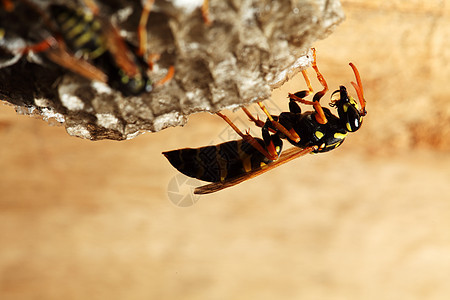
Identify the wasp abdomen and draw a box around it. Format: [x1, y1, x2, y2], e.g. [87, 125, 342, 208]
[163, 139, 274, 183]
[50, 4, 106, 59]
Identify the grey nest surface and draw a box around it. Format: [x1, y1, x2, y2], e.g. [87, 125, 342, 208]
[0, 0, 344, 140]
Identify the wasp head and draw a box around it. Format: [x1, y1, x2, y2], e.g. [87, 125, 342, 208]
[330, 86, 363, 132]
[330, 63, 367, 132]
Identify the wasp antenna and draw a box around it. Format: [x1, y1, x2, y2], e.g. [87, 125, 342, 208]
[350, 81, 364, 110]
[349, 63, 366, 116]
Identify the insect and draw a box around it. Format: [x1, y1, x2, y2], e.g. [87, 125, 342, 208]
[163, 48, 367, 194]
[10, 0, 174, 95]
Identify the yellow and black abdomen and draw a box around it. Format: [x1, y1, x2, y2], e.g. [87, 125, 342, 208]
[163, 139, 274, 182]
[50, 4, 106, 60]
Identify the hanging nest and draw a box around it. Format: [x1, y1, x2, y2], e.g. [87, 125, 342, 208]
[0, 0, 344, 140]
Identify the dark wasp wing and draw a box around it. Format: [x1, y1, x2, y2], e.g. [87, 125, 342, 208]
[194, 145, 317, 194]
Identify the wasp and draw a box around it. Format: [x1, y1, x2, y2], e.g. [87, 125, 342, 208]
[163, 49, 367, 194]
[7, 0, 174, 95]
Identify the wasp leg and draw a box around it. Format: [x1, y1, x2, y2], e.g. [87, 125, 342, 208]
[257, 102, 301, 143]
[288, 91, 311, 114]
[288, 48, 328, 124]
[262, 125, 283, 160]
[242, 107, 278, 135]
[20, 37, 58, 54]
[202, 0, 212, 25]
[301, 70, 314, 94]
[216, 112, 278, 160]
[136, 0, 175, 85]
[154, 66, 175, 86]
[137, 0, 155, 58]
[288, 92, 328, 124]
[309, 48, 328, 100]
[242, 107, 265, 128]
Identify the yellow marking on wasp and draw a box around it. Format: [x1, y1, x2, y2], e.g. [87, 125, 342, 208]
[346, 122, 352, 131]
[83, 11, 94, 22]
[334, 132, 347, 139]
[326, 140, 343, 149]
[315, 130, 324, 139]
[66, 22, 87, 39]
[73, 31, 94, 48]
[349, 96, 358, 107]
[61, 16, 78, 32]
[260, 162, 267, 167]
[89, 45, 107, 59]
[92, 20, 101, 31]
[119, 70, 130, 84]
[343, 103, 349, 113]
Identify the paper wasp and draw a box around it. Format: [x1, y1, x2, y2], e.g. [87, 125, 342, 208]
[163, 49, 367, 194]
[3, 0, 175, 95]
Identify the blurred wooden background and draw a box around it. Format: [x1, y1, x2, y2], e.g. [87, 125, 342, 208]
[1, 0, 450, 299]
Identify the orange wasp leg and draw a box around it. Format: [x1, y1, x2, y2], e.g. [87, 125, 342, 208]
[20, 37, 58, 54]
[291, 48, 329, 124]
[257, 102, 301, 143]
[288, 93, 328, 125]
[154, 66, 175, 87]
[242, 107, 282, 135]
[241, 107, 265, 128]
[310, 48, 328, 96]
[302, 48, 329, 103]
[137, 0, 155, 58]
[137, 0, 175, 85]
[216, 112, 278, 161]
[301, 69, 314, 94]
[202, 0, 212, 25]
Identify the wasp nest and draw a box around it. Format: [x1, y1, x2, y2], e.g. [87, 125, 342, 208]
[0, 0, 344, 140]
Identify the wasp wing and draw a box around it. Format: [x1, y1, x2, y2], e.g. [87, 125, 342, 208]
[194, 145, 317, 195]
[46, 47, 108, 83]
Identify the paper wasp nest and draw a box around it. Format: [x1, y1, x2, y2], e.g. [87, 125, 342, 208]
[0, 0, 344, 140]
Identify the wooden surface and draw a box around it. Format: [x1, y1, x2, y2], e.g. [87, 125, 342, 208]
[1, 1, 450, 299]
